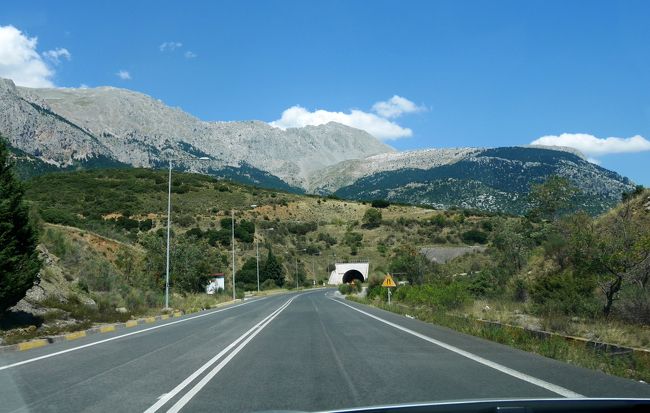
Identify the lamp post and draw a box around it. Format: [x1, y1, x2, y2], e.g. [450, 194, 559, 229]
[296, 248, 306, 289]
[164, 156, 209, 309]
[231, 209, 236, 300]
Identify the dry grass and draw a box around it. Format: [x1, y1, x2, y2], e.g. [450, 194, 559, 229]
[461, 299, 650, 350]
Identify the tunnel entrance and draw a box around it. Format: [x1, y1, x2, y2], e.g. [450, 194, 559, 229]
[342, 269, 364, 284]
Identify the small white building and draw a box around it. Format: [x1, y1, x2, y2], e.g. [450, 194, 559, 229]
[328, 262, 369, 285]
[206, 273, 225, 294]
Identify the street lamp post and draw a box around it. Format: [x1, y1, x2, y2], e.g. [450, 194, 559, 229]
[256, 233, 260, 293]
[164, 160, 172, 309]
[164, 156, 209, 310]
[231, 209, 236, 300]
[296, 248, 306, 289]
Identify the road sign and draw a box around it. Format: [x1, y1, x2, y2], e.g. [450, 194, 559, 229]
[382, 274, 396, 288]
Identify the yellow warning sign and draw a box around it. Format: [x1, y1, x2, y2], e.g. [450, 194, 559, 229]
[382, 274, 396, 288]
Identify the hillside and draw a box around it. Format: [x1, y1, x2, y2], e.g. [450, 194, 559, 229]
[334, 147, 634, 215]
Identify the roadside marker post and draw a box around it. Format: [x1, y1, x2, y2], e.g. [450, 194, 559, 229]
[382, 273, 396, 305]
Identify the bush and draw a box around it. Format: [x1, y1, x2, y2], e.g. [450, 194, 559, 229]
[139, 219, 154, 231]
[260, 279, 277, 290]
[468, 269, 509, 298]
[287, 221, 317, 235]
[338, 281, 362, 295]
[371, 199, 390, 208]
[317, 232, 337, 246]
[40, 208, 79, 226]
[430, 214, 448, 228]
[530, 270, 599, 318]
[393, 282, 470, 311]
[176, 214, 195, 227]
[362, 208, 382, 229]
[461, 229, 488, 244]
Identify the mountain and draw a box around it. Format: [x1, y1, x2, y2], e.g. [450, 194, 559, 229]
[0, 78, 393, 189]
[333, 146, 635, 214]
[0, 77, 636, 215]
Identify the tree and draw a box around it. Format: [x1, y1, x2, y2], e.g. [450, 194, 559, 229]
[362, 208, 382, 229]
[461, 229, 488, 244]
[388, 245, 435, 285]
[343, 231, 363, 255]
[491, 218, 534, 274]
[0, 138, 42, 313]
[527, 176, 579, 221]
[589, 202, 650, 316]
[371, 199, 390, 208]
[140, 232, 223, 294]
[261, 248, 284, 287]
[237, 257, 258, 291]
[171, 237, 222, 293]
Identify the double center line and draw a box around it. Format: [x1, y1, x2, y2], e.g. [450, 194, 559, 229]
[144, 295, 299, 413]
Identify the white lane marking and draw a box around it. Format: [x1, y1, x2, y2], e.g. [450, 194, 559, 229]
[144, 296, 297, 413]
[165, 297, 295, 413]
[0, 298, 267, 371]
[330, 298, 584, 398]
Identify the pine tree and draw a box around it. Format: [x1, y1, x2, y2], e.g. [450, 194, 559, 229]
[0, 138, 41, 313]
[261, 248, 284, 287]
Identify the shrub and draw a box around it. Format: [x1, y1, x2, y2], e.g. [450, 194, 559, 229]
[430, 214, 447, 228]
[362, 208, 382, 229]
[287, 221, 317, 235]
[339, 280, 363, 295]
[139, 219, 154, 231]
[371, 199, 390, 208]
[461, 229, 488, 244]
[393, 282, 470, 311]
[40, 208, 79, 226]
[530, 270, 599, 317]
[260, 279, 277, 290]
[176, 214, 195, 227]
[317, 232, 337, 246]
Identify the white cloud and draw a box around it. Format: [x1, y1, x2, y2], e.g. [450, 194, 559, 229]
[116, 70, 131, 80]
[0, 25, 56, 87]
[371, 95, 425, 118]
[184, 50, 197, 59]
[43, 48, 71, 64]
[159, 41, 182, 52]
[270, 105, 413, 140]
[531, 133, 650, 157]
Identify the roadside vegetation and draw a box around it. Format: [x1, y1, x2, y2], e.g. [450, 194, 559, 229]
[345, 178, 650, 381]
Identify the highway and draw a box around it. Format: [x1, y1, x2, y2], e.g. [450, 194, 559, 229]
[1, 290, 650, 412]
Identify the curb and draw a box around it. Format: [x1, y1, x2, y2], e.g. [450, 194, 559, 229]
[0, 292, 294, 354]
[0, 310, 188, 354]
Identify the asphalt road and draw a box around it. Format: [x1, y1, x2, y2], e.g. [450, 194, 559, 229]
[1, 290, 650, 412]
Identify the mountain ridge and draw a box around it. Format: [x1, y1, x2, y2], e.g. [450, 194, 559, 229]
[0, 77, 636, 215]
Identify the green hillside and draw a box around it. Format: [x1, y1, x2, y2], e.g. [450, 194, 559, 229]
[335, 147, 634, 215]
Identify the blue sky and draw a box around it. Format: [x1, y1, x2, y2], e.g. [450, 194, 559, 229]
[1, 0, 649, 185]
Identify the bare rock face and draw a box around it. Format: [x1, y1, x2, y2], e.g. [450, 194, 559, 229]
[0, 78, 394, 188]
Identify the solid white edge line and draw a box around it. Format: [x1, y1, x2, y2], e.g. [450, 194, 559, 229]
[330, 297, 584, 398]
[0, 297, 268, 372]
[165, 296, 296, 413]
[144, 296, 297, 413]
